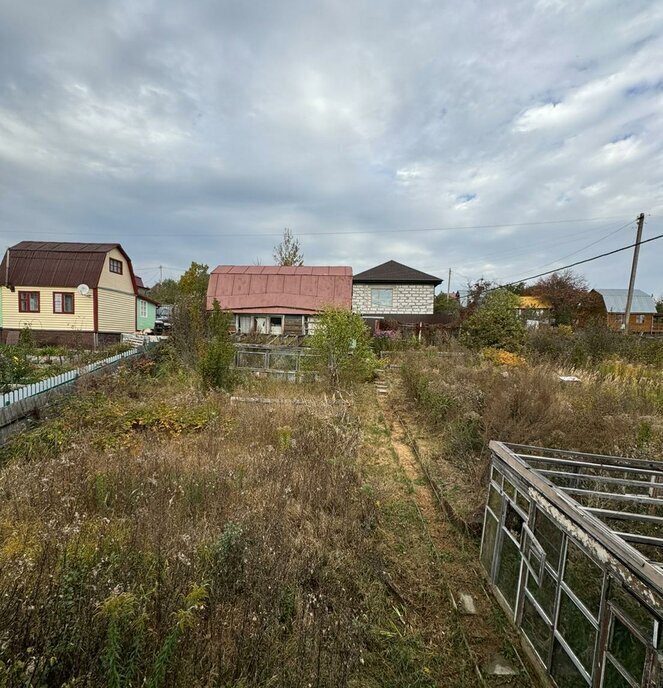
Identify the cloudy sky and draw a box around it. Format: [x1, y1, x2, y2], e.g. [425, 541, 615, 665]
[1, 0, 662, 294]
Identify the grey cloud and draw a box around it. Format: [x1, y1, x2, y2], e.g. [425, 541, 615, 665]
[0, 0, 662, 294]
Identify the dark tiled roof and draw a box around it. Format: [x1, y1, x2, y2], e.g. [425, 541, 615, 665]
[353, 260, 442, 285]
[0, 241, 133, 289]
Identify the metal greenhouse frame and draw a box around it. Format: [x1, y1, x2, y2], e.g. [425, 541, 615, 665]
[481, 441, 663, 688]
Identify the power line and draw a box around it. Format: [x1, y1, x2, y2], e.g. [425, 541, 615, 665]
[535, 219, 635, 269]
[489, 232, 663, 291]
[0, 215, 633, 240]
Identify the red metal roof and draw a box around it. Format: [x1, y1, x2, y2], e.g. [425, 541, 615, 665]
[207, 265, 353, 314]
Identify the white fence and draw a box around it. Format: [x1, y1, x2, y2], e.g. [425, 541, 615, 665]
[1, 348, 140, 408]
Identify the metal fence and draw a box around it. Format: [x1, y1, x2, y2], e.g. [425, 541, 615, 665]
[1, 348, 140, 408]
[233, 345, 316, 381]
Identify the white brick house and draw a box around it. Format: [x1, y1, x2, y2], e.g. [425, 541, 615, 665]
[352, 260, 442, 325]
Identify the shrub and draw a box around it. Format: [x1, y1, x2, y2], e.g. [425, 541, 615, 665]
[18, 326, 35, 351]
[308, 307, 379, 386]
[462, 289, 526, 352]
[0, 345, 32, 390]
[199, 300, 236, 391]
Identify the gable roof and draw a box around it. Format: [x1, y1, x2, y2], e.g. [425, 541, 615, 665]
[207, 265, 353, 314]
[353, 260, 442, 285]
[592, 288, 657, 314]
[0, 241, 137, 291]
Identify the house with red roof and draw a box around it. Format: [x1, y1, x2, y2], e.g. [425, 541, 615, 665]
[206, 265, 353, 335]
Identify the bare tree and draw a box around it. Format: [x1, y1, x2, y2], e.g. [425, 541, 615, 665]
[273, 228, 304, 266]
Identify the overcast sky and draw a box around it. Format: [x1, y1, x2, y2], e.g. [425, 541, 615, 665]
[1, 0, 662, 293]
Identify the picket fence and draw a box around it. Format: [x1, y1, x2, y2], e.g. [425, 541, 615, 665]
[1, 348, 140, 408]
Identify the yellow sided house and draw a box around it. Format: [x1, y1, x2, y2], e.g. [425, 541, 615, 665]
[0, 241, 142, 346]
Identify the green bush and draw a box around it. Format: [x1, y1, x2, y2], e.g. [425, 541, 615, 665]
[0, 346, 32, 391]
[307, 307, 379, 387]
[199, 301, 236, 391]
[462, 289, 526, 352]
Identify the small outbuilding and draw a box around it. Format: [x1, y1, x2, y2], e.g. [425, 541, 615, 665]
[587, 288, 661, 334]
[206, 265, 353, 335]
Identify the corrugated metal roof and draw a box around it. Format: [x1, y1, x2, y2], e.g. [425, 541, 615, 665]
[0, 241, 136, 290]
[207, 265, 353, 313]
[592, 288, 657, 314]
[353, 260, 442, 285]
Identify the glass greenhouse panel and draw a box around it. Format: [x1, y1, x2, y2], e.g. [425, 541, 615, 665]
[481, 442, 663, 688]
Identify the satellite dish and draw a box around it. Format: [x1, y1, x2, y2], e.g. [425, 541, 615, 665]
[77, 283, 90, 296]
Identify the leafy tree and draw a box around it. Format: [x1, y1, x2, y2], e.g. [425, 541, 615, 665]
[462, 289, 526, 352]
[465, 278, 494, 310]
[656, 297, 663, 314]
[505, 281, 527, 296]
[178, 262, 210, 298]
[273, 229, 304, 266]
[150, 278, 181, 304]
[308, 307, 378, 387]
[528, 270, 588, 326]
[434, 292, 460, 314]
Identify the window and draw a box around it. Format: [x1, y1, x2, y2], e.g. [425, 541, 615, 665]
[269, 316, 283, 334]
[635, 314, 645, 325]
[139, 300, 148, 318]
[109, 258, 123, 274]
[371, 288, 393, 308]
[18, 291, 40, 313]
[53, 292, 75, 314]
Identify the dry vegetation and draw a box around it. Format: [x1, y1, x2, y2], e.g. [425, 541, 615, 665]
[0, 349, 497, 687]
[400, 345, 663, 520]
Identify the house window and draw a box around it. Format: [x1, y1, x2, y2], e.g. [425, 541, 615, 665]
[109, 258, 123, 274]
[371, 288, 393, 309]
[139, 300, 148, 318]
[53, 292, 75, 314]
[635, 314, 645, 325]
[18, 291, 40, 313]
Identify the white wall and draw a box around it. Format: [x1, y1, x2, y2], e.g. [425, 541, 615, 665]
[352, 283, 435, 315]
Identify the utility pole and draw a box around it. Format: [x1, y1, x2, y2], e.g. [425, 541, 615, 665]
[447, 268, 451, 299]
[623, 212, 645, 333]
[159, 265, 163, 283]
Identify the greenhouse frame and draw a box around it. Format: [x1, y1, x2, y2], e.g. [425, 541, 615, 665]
[481, 441, 663, 688]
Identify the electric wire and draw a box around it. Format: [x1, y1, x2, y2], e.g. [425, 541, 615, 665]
[486, 232, 663, 291]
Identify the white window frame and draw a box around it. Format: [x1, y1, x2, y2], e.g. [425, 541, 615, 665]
[371, 288, 393, 309]
[139, 300, 148, 318]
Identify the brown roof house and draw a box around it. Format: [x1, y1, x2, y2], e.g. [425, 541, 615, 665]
[352, 260, 442, 326]
[0, 241, 142, 346]
[206, 265, 353, 335]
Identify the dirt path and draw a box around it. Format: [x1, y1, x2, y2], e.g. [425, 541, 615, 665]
[371, 370, 538, 688]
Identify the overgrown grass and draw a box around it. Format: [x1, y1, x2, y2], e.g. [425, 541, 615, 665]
[0, 354, 457, 686]
[401, 348, 663, 510]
